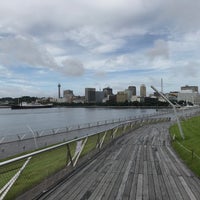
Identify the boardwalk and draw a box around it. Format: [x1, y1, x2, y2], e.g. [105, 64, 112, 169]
[39, 122, 200, 200]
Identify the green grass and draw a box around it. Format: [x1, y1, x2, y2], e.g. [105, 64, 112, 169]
[170, 116, 200, 177]
[2, 142, 76, 200]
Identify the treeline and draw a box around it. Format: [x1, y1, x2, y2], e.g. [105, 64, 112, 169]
[0, 96, 43, 105]
[53, 100, 170, 107]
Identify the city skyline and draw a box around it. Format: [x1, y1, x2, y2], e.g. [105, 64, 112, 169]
[1, 1, 200, 97]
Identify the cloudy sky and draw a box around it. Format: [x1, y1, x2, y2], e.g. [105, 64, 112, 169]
[0, 0, 200, 97]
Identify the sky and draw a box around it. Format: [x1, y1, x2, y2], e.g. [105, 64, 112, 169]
[1, 0, 200, 98]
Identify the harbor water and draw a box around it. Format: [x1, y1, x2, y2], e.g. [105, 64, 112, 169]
[0, 107, 156, 138]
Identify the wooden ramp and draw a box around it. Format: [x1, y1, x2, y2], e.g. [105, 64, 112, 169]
[39, 122, 200, 200]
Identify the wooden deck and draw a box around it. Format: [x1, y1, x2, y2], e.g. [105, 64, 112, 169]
[39, 122, 200, 200]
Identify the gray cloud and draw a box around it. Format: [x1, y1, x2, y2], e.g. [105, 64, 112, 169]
[0, 36, 86, 77]
[0, 36, 57, 68]
[61, 59, 85, 76]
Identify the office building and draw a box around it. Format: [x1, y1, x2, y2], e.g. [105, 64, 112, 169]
[85, 88, 96, 103]
[95, 91, 104, 103]
[103, 87, 113, 97]
[178, 90, 199, 104]
[181, 85, 198, 93]
[128, 86, 136, 96]
[140, 84, 146, 97]
[116, 91, 128, 103]
[63, 90, 74, 103]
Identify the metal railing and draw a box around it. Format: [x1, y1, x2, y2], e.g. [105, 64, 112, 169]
[0, 117, 170, 200]
[0, 110, 173, 144]
[0, 110, 176, 160]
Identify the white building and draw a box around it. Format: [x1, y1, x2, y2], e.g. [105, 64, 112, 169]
[177, 90, 200, 105]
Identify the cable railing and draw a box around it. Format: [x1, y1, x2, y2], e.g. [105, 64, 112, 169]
[0, 116, 170, 200]
[0, 110, 173, 144]
[1, 107, 199, 161]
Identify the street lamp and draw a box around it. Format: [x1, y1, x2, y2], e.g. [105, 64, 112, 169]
[151, 85, 185, 140]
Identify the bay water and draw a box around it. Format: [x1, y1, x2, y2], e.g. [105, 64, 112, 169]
[0, 107, 156, 138]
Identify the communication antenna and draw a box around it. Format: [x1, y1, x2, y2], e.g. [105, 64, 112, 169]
[161, 78, 163, 93]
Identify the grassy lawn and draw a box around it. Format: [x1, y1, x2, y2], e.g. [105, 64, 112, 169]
[1, 142, 76, 200]
[170, 116, 200, 177]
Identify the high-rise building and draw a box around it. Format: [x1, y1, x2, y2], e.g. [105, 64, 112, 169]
[63, 90, 74, 103]
[85, 88, 96, 103]
[116, 91, 128, 103]
[140, 84, 146, 97]
[128, 86, 136, 96]
[95, 91, 104, 103]
[103, 87, 113, 97]
[181, 85, 198, 93]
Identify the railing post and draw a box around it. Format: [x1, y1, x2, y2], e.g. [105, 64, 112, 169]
[66, 144, 73, 167]
[96, 133, 101, 149]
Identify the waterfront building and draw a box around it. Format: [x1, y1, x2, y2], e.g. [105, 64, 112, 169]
[131, 95, 139, 102]
[140, 84, 146, 97]
[125, 86, 137, 102]
[116, 91, 128, 103]
[181, 85, 198, 93]
[73, 96, 85, 104]
[128, 86, 136, 96]
[95, 91, 104, 103]
[166, 92, 179, 102]
[178, 90, 200, 105]
[63, 90, 74, 103]
[85, 88, 96, 103]
[103, 87, 113, 97]
[125, 89, 133, 102]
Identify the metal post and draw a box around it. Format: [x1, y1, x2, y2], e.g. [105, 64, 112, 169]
[66, 144, 73, 167]
[151, 85, 185, 140]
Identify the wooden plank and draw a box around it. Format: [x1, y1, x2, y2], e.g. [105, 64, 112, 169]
[148, 174, 156, 200]
[168, 175, 183, 200]
[158, 175, 170, 200]
[160, 146, 181, 176]
[44, 156, 101, 200]
[179, 176, 197, 200]
[129, 145, 142, 199]
[143, 161, 149, 200]
[166, 146, 191, 177]
[122, 145, 139, 199]
[136, 174, 143, 200]
[173, 176, 191, 200]
[100, 160, 127, 200]
[162, 174, 176, 200]
[103, 145, 134, 199]
[90, 144, 129, 200]
[115, 144, 138, 199]
[152, 172, 162, 199]
[187, 177, 200, 198]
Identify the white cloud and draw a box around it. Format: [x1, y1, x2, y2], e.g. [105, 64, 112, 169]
[0, 36, 57, 68]
[147, 40, 169, 60]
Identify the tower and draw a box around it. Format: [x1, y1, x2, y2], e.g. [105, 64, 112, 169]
[58, 83, 61, 99]
[161, 78, 163, 93]
[85, 88, 96, 103]
[140, 84, 146, 97]
[128, 86, 136, 96]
